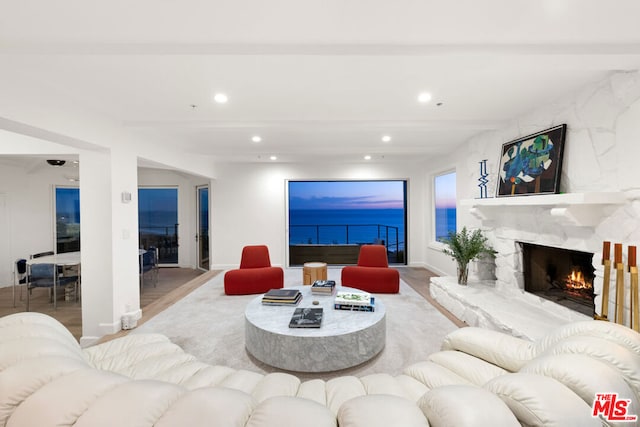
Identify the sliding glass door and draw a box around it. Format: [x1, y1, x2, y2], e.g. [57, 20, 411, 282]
[138, 187, 178, 265]
[196, 186, 209, 270]
[55, 187, 81, 253]
[287, 180, 407, 266]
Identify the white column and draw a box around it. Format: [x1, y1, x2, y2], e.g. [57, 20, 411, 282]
[79, 148, 140, 346]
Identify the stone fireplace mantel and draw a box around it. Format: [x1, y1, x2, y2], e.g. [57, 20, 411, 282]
[460, 192, 626, 227]
[431, 191, 633, 339]
[429, 276, 591, 340]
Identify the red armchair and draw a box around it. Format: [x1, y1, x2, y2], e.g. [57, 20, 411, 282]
[341, 245, 400, 293]
[224, 245, 284, 295]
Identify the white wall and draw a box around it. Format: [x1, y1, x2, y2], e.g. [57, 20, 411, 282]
[210, 161, 427, 269]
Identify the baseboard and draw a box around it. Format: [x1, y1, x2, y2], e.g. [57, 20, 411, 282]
[407, 261, 427, 269]
[211, 264, 236, 270]
[424, 263, 448, 277]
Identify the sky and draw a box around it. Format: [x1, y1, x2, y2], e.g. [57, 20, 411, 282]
[289, 180, 405, 210]
[434, 172, 456, 209]
[138, 188, 178, 212]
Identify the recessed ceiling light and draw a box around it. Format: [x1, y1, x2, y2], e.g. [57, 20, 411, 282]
[381, 135, 392, 143]
[269, 155, 277, 161]
[364, 155, 372, 160]
[252, 136, 262, 143]
[418, 92, 432, 103]
[213, 93, 228, 104]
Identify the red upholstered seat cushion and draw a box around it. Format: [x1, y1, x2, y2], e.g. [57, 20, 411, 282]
[239, 245, 272, 269]
[341, 245, 399, 294]
[357, 245, 389, 267]
[224, 245, 284, 295]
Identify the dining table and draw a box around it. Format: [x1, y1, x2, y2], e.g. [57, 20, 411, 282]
[26, 251, 81, 309]
[26, 251, 82, 267]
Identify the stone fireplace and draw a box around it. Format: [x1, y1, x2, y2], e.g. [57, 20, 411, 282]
[429, 192, 633, 339]
[520, 242, 595, 317]
[427, 71, 640, 339]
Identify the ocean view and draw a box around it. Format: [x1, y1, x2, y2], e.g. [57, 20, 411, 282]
[139, 210, 178, 235]
[289, 208, 405, 250]
[435, 207, 457, 241]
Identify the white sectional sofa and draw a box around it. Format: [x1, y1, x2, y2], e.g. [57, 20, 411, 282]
[1, 312, 639, 426]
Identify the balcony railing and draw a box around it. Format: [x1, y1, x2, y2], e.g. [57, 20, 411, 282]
[139, 224, 179, 264]
[289, 223, 404, 263]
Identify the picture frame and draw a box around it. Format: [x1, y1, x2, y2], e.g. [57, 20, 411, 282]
[496, 124, 567, 197]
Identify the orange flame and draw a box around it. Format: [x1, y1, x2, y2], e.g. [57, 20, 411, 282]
[565, 269, 590, 290]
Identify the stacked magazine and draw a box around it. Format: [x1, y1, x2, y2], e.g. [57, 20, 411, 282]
[261, 288, 302, 306]
[311, 280, 336, 295]
[288, 307, 323, 328]
[334, 290, 375, 312]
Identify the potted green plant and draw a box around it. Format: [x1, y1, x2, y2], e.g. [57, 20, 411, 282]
[441, 226, 496, 285]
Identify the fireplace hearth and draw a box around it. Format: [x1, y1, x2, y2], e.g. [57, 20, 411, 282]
[520, 242, 595, 317]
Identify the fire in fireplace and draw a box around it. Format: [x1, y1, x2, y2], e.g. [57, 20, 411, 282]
[520, 242, 595, 317]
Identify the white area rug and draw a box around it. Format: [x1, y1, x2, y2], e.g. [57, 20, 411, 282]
[133, 268, 458, 380]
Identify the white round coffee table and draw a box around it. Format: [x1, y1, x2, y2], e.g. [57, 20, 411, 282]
[245, 286, 386, 372]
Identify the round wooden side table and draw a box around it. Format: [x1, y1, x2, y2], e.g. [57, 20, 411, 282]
[302, 261, 328, 285]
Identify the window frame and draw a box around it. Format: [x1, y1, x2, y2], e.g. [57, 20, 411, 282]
[138, 186, 180, 266]
[54, 185, 81, 254]
[431, 169, 457, 248]
[285, 179, 409, 267]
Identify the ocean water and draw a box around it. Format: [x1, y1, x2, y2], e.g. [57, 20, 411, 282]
[435, 207, 457, 241]
[289, 208, 405, 249]
[139, 210, 178, 235]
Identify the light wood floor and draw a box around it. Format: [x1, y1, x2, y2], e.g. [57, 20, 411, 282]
[0, 268, 215, 341]
[1, 266, 464, 343]
[398, 267, 466, 328]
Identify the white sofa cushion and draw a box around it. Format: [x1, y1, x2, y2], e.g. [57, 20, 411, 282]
[427, 350, 509, 386]
[338, 394, 429, 427]
[521, 353, 640, 417]
[484, 373, 601, 427]
[418, 385, 520, 427]
[540, 335, 640, 399]
[155, 388, 256, 427]
[245, 396, 337, 427]
[441, 327, 535, 372]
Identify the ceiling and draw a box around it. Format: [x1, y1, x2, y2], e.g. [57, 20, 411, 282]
[2, 0, 640, 164]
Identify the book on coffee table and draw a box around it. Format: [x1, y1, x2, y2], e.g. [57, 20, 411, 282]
[289, 307, 323, 328]
[334, 290, 375, 311]
[262, 289, 302, 305]
[334, 290, 371, 306]
[311, 280, 336, 294]
[334, 297, 375, 312]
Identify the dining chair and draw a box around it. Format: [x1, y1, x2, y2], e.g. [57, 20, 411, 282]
[30, 250, 81, 301]
[139, 249, 158, 292]
[27, 263, 78, 311]
[13, 259, 27, 308]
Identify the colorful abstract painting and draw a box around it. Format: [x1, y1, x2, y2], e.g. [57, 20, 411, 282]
[496, 124, 567, 197]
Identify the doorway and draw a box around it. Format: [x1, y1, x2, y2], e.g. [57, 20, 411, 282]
[197, 186, 209, 270]
[138, 187, 179, 266]
[0, 194, 10, 286]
